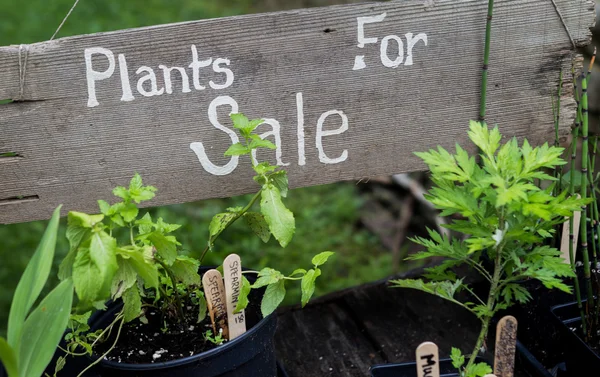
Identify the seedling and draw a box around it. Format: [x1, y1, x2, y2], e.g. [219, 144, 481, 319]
[392, 121, 587, 376]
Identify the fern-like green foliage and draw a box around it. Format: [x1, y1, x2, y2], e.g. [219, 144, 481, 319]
[391, 121, 588, 377]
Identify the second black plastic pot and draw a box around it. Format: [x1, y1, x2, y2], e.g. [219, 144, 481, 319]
[551, 301, 600, 376]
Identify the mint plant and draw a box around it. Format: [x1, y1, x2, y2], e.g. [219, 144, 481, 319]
[390, 121, 588, 377]
[55, 113, 333, 370]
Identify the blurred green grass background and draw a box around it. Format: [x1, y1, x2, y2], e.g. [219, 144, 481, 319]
[0, 0, 391, 336]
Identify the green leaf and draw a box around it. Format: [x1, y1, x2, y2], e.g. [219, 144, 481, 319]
[468, 121, 501, 159]
[253, 162, 277, 176]
[249, 135, 277, 150]
[120, 202, 139, 223]
[230, 113, 263, 137]
[0, 337, 18, 377]
[224, 143, 250, 156]
[261, 280, 286, 317]
[450, 347, 465, 370]
[136, 213, 154, 234]
[90, 230, 118, 286]
[98, 199, 111, 215]
[269, 171, 289, 198]
[111, 256, 138, 299]
[122, 286, 142, 322]
[72, 247, 103, 304]
[8, 206, 61, 351]
[260, 184, 295, 247]
[312, 251, 334, 267]
[117, 246, 159, 289]
[147, 232, 178, 265]
[235, 276, 252, 314]
[243, 212, 271, 243]
[466, 362, 493, 377]
[290, 268, 307, 277]
[195, 290, 208, 323]
[301, 268, 321, 307]
[209, 212, 238, 244]
[18, 279, 74, 377]
[112, 186, 129, 200]
[171, 256, 201, 286]
[127, 174, 157, 203]
[67, 211, 104, 229]
[252, 268, 285, 288]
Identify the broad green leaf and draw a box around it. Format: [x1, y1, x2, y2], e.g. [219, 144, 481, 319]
[261, 280, 286, 317]
[235, 276, 252, 314]
[18, 279, 74, 377]
[147, 232, 177, 265]
[8, 206, 61, 351]
[136, 213, 154, 234]
[301, 268, 321, 307]
[312, 251, 334, 267]
[253, 162, 277, 176]
[171, 256, 201, 286]
[117, 247, 159, 289]
[67, 211, 104, 229]
[155, 218, 181, 234]
[127, 174, 157, 203]
[72, 247, 102, 304]
[112, 186, 129, 200]
[252, 268, 284, 288]
[111, 256, 138, 299]
[290, 268, 306, 277]
[123, 286, 142, 322]
[120, 202, 139, 223]
[269, 171, 289, 198]
[90, 230, 118, 285]
[0, 337, 17, 377]
[98, 199, 111, 215]
[260, 184, 295, 247]
[209, 212, 238, 244]
[467, 362, 493, 377]
[249, 135, 277, 150]
[243, 212, 271, 243]
[224, 143, 250, 156]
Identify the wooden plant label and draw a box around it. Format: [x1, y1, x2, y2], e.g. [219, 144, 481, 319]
[416, 341, 440, 377]
[223, 253, 246, 340]
[560, 209, 581, 262]
[202, 269, 229, 340]
[0, 1, 593, 224]
[494, 316, 518, 377]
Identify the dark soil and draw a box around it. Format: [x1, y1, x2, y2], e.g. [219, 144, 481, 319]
[94, 297, 219, 363]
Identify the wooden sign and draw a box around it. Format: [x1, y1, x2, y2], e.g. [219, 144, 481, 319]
[416, 341, 439, 377]
[0, 0, 594, 223]
[223, 253, 246, 340]
[494, 316, 517, 377]
[202, 269, 229, 340]
[560, 210, 581, 262]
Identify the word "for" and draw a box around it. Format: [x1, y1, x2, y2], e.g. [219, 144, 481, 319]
[353, 12, 428, 70]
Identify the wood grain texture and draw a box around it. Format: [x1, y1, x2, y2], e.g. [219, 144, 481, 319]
[0, 0, 595, 223]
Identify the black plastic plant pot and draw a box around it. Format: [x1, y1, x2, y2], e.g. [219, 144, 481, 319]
[551, 301, 600, 375]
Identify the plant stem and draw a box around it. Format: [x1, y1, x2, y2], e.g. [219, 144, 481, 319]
[156, 258, 186, 321]
[479, 0, 495, 122]
[77, 315, 125, 377]
[553, 70, 563, 197]
[199, 190, 262, 264]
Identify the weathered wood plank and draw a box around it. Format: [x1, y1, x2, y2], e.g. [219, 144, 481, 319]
[0, 0, 594, 223]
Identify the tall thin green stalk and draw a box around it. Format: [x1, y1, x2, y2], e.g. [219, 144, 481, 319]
[479, 0, 494, 122]
[553, 70, 563, 195]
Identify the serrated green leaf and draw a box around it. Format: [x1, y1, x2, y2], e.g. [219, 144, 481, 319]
[111, 256, 138, 299]
[301, 268, 321, 307]
[67, 211, 104, 229]
[260, 184, 295, 247]
[209, 212, 238, 244]
[72, 247, 103, 304]
[243, 212, 271, 243]
[112, 186, 129, 200]
[312, 251, 334, 267]
[122, 286, 142, 322]
[171, 256, 201, 286]
[224, 143, 250, 156]
[269, 171, 288, 198]
[136, 213, 153, 234]
[120, 202, 139, 223]
[450, 347, 465, 369]
[195, 290, 208, 323]
[261, 280, 286, 317]
[8, 206, 61, 351]
[98, 200, 111, 216]
[249, 135, 277, 150]
[235, 276, 251, 314]
[147, 232, 177, 265]
[117, 246, 159, 289]
[466, 362, 493, 377]
[290, 268, 306, 277]
[90, 230, 118, 286]
[18, 279, 73, 377]
[253, 162, 277, 176]
[253, 268, 284, 288]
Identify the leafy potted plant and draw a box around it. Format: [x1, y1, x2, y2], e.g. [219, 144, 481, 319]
[374, 121, 587, 376]
[0, 207, 74, 377]
[51, 113, 334, 377]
